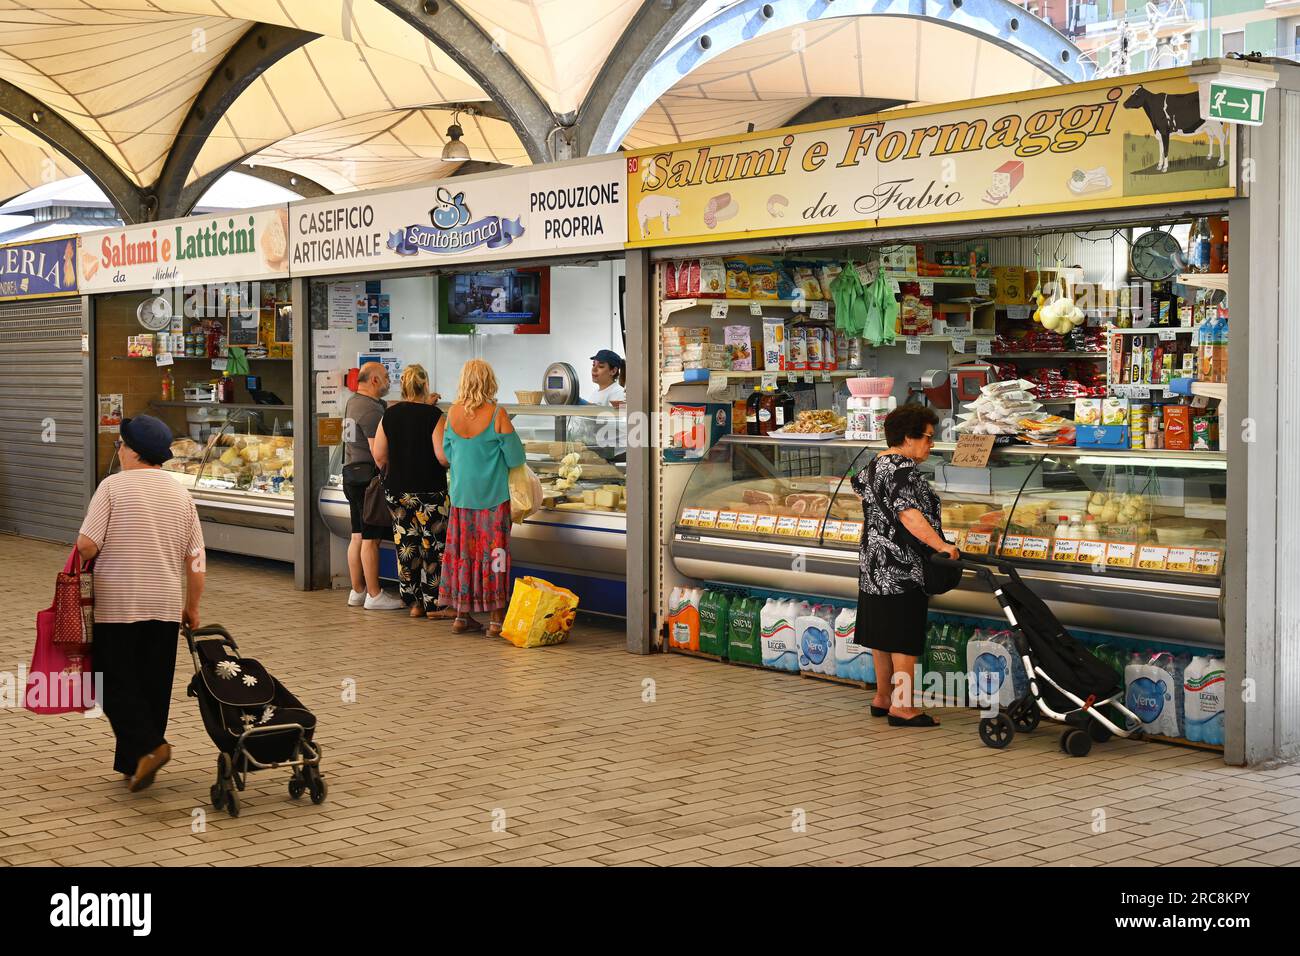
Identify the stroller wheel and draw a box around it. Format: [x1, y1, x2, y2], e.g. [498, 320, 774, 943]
[226, 790, 240, 817]
[979, 714, 1015, 749]
[288, 778, 305, 800]
[308, 775, 328, 804]
[1088, 721, 1113, 744]
[210, 783, 225, 810]
[1061, 729, 1093, 757]
[1012, 706, 1040, 733]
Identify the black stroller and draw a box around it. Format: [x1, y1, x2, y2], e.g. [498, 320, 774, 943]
[184, 625, 325, 816]
[933, 553, 1142, 757]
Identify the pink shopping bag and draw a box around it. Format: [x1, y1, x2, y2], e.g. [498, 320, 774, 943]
[26, 551, 97, 714]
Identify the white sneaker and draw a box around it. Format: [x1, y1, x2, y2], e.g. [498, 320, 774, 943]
[363, 591, 404, 610]
[347, 589, 366, 607]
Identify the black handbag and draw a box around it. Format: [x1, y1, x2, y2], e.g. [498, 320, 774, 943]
[362, 470, 391, 527]
[867, 457, 962, 596]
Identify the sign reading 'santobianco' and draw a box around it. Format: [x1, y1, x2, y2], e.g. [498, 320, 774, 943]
[289, 155, 627, 276]
[625, 69, 1236, 247]
[78, 206, 290, 292]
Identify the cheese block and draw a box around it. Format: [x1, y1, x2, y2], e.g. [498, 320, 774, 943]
[594, 490, 619, 509]
[553, 502, 592, 512]
[582, 490, 597, 506]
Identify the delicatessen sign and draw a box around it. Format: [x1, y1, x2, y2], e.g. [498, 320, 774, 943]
[626, 70, 1236, 247]
[79, 207, 290, 292]
[0, 237, 78, 300]
[289, 155, 627, 275]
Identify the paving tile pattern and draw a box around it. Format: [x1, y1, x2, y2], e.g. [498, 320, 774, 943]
[2, 535, 1299, 866]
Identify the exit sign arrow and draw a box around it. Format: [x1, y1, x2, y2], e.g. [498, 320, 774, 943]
[1207, 82, 1266, 126]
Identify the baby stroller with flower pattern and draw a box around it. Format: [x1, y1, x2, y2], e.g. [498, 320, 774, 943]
[184, 625, 325, 817]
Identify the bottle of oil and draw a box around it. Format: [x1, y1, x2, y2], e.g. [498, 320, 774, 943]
[757, 387, 778, 435]
[746, 385, 762, 436]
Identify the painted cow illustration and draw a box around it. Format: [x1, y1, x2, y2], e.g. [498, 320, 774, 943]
[1123, 85, 1227, 172]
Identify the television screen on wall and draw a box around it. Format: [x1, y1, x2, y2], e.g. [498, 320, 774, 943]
[446, 269, 545, 325]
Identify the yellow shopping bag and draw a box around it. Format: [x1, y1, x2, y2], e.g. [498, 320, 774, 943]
[500, 576, 579, 648]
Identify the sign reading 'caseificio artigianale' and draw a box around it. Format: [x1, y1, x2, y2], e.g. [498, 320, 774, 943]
[287, 155, 626, 276]
[625, 69, 1237, 248]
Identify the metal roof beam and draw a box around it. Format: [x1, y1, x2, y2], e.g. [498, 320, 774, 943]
[576, 0, 708, 157]
[152, 23, 317, 219]
[0, 79, 149, 223]
[783, 96, 908, 127]
[230, 164, 331, 199]
[376, 0, 556, 162]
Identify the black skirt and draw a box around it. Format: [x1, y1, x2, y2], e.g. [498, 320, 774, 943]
[854, 587, 928, 656]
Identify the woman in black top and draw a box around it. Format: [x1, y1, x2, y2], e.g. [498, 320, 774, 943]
[372, 364, 454, 619]
[850, 404, 958, 727]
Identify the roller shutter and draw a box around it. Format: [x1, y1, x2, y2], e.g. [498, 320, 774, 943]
[0, 299, 88, 543]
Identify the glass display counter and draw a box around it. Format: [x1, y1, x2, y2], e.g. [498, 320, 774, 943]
[671, 435, 1225, 646]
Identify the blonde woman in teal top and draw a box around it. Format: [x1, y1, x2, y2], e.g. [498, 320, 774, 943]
[434, 359, 526, 636]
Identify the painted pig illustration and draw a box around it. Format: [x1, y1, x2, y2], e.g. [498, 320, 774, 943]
[637, 194, 681, 239]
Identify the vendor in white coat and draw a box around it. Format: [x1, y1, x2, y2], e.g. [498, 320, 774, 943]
[586, 349, 626, 405]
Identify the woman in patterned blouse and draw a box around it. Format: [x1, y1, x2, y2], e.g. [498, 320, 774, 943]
[850, 404, 957, 727]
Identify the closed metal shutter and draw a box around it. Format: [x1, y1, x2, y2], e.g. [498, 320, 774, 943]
[0, 299, 88, 543]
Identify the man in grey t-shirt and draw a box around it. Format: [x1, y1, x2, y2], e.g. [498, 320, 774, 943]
[342, 362, 402, 610]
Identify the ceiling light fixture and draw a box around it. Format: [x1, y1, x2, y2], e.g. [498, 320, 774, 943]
[31, 111, 42, 123]
[442, 108, 471, 163]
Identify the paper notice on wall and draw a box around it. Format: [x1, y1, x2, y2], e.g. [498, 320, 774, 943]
[313, 330, 340, 367]
[328, 284, 357, 329]
[706, 371, 729, 399]
[315, 370, 344, 415]
[97, 394, 123, 434]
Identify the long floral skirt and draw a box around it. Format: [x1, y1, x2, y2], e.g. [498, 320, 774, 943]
[437, 501, 512, 614]
[385, 489, 450, 612]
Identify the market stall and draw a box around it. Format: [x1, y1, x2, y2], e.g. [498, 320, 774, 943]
[286, 155, 632, 614]
[623, 58, 1300, 764]
[78, 206, 297, 561]
[0, 236, 87, 544]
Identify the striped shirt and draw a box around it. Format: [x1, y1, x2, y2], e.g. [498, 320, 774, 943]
[78, 469, 205, 624]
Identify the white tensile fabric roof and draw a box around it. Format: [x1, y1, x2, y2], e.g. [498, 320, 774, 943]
[0, 0, 1073, 207]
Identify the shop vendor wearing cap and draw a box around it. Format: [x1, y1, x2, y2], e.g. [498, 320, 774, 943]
[585, 349, 626, 405]
[76, 414, 205, 792]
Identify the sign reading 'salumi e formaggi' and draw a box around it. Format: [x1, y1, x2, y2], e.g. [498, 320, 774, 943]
[626, 68, 1237, 248]
[288, 155, 627, 277]
[0, 237, 78, 300]
[78, 206, 291, 292]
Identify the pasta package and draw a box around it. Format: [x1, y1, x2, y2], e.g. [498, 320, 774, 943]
[724, 258, 752, 299]
[790, 263, 823, 300]
[746, 257, 780, 300]
[699, 257, 726, 298]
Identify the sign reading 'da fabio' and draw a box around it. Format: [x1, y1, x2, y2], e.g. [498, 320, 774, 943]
[288, 156, 627, 276]
[625, 70, 1235, 248]
[78, 207, 290, 292]
[0, 237, 79, 300]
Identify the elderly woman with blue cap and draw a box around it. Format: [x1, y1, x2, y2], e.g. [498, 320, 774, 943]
[76, 414, 205, 792]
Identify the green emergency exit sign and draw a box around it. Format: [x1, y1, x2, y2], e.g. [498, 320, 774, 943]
[1207, 83, 1266, 126]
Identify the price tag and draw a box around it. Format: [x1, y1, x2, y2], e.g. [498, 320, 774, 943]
[695, 509, 719, 528]
[919, 279, 935, 296]
[964, 531, 991, 555]
[822, 519, 842, 540]
[735, 513, 758, 534]
[1007, 305, 1031, 321]
[1194, 549, 1223, 575]
[760, 372, 778, 391]
[796, 518, 821, 539]
[944, 529, 961, 546]
[803, 373, 815, 385]
[976, 278, 990, 296]
[838, 521, 864, 543]
[976, 337, 992, 356]
[710, 302, 729, 319]
[810, 301, 830, 321]
[155, 352, 174, 367]
[1166, 547, 1196, 573]
[316, 417, 343, 446]
[905, 336, 921, 355]
[679, 508, 700, 527]
[1158, 328, 1177, 341]
[211, 357, 228, 371]
[1051, 538, 1080, 562]
[819, 371, 832, 383]
[952, 433, 996, 468]
[951, 336, 967, 354]
[999, 534, 1024, 558]
[775, 516, 800, 536]
[1076, 540, 1108, 566]
[1131, 385, 1150, 399]
[1105, 542, 1137, 568]
[715, 511, 739, 530]
[755, 514, 779, 535]
[749, 302, 763, 317]
[1020, 536, 1050, 560]
[1138, 545, 1170, 570]
[888, 277, 901, 295]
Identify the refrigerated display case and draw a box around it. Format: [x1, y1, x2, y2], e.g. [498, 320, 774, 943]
[318, 404, 627, 614]
[159, 407, 296, 559]
[670, 434, 1225, 646]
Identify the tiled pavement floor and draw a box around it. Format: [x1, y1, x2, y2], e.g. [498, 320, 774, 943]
[3, 535, 1300, 867]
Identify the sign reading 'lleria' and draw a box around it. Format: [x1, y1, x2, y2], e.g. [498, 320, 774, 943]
[626, 68, 1239, 247]
[0, 237, 78, 300]
[78, 206, 290, 292]
[288, 155, 627, 277]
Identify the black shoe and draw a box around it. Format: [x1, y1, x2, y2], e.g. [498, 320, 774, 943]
[869, 706, 889, 717]
[887, 713, 938, 727]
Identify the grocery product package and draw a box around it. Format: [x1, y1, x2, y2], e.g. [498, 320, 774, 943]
[1183, 656, 1226, 744]
[1124, 653, 1183, 737]
[746, 257, 780, 300]
[796, 605, 837, 677]
[698, 591, 731, 657]
[667, 587, 702, 652]
[500, 577, 579, 648]
[759, 598, 800, 673]
[833, 607, 876, 683]
[725, 258, 752, 298]
[967, 630, 1029, 708]
[728, 596, 763, 666]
